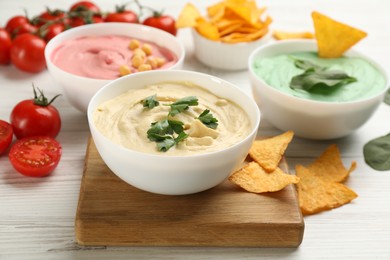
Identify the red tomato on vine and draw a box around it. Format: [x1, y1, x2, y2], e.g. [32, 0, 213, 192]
[10, 86, 61, 140]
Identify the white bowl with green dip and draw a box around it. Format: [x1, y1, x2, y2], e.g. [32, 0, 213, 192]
[249, 40, 389, 139]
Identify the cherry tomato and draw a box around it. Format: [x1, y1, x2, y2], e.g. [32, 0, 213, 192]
[9, 136, 62, 177]
[70, 1, 100, 13]
[5, 15, 38, 38]
[105, 5, 138, 23]
[70, 15, 103, 27]
[10, 87, 61, 139]
[143, 15, 177, 36]
[10, 34, 46, 73]
[0, 28, 12, 65]
[44, 23, 65, 42]
[0, 120, 13, 155]
[34, 9, 67, 27]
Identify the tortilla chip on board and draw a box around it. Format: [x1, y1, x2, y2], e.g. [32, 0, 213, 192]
[249, 131, 294, 172]
[229, 161, 300, 193]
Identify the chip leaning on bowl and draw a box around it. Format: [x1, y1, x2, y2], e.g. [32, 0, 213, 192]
[248, 12, 389, 140]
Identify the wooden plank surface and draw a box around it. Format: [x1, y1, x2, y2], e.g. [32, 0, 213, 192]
[75, 138, 304, 247]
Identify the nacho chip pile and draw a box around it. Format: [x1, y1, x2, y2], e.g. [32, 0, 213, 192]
[229, 131, 358, 216]
[296, 145, 358, 215]
[176, 0, 272, 43]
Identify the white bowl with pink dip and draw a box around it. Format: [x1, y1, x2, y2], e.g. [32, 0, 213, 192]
[45, 22, 185, 113]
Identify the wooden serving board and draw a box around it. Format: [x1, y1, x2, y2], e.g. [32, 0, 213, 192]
[75, 138, 304, 247]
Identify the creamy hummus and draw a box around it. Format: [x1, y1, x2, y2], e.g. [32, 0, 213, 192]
[93, 82, 252, 155]
[253, 52, 387, 102]
[51, 35, 177, 79]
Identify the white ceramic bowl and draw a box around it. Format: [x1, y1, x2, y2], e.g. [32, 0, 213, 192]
[45, 23, 185, 113]
[192, 29, 270, 71]
[87, 70, 260, 195]
[249, 40, 389, 140]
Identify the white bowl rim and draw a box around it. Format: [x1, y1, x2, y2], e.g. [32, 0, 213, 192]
[248, 39, 390, 106]
[44, 22, 185, 82]
[87, 69, 260, 160]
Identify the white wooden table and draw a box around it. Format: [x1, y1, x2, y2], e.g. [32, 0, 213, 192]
[1, 0, 390, 259]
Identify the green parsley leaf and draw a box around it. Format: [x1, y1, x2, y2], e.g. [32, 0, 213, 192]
[156, 137, 176, 152]
[168, 96, 198, 117]
[147, 120, 173, 139]
[168, 120, 184, 134]
[147, 119, 188, 152]
[174, 131, 189, 143]
[197, 109, 218, 129]
[142, 94, 159, 108]
[289, 58, 357, 91]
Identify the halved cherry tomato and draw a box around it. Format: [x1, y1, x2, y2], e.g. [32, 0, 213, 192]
[9, 136, 62, 177]
[0, 28, 12, 65]
[143, 14, 177, 36]
[10, 34, 46, 73]
[105, 5, 138, 23]
[5, 15, 38, 38]
[11, 87, 61, 139]
[0, 120, 13, 155]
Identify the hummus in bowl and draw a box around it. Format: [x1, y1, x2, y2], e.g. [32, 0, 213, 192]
[88, 70, 260, 195]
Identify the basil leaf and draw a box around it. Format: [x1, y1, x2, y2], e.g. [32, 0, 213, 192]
[290, 70, 357, 91]
[363, 133, 390, 171]
[143, 94, 159, 108]
[384, 89, 390, 105]
[197, 109, 218, 129]
[294, 59, 324, 72]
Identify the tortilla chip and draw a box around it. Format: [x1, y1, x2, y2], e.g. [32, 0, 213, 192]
[249, 131, 294, 172]
[296, 165, 358, 215]
[273, 30, 314, 40]
[307, 144, 357, 183]
[207, 2, 225, 18]
[176, 3, 201, 28]
[195, 17, 220, 41]
[229, 161, 300, 193]
[312, 11, 367, 58]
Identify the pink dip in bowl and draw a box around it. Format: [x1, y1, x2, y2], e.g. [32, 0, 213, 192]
[51, 35, 178, 80]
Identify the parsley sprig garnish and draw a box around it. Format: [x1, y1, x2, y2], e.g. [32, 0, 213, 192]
[143, 94, 219, 152]
[289, 58, 357, 91]
[197, 109, 218, 129]
[167, 96, 198, 117]
[142, 94, 159, 108]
